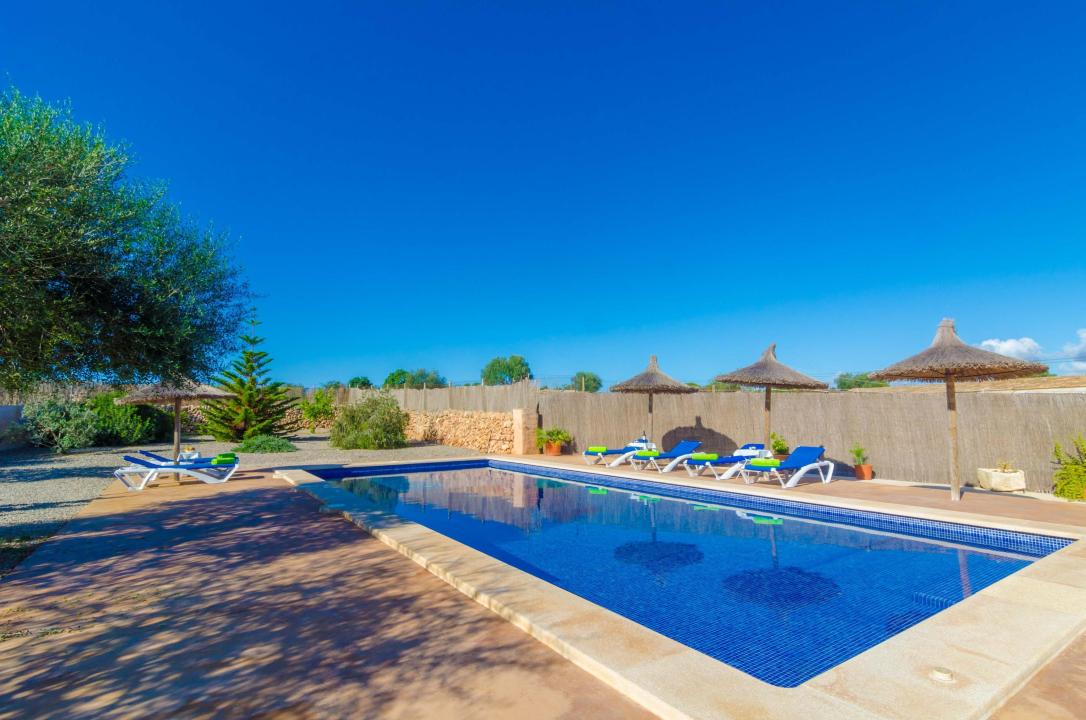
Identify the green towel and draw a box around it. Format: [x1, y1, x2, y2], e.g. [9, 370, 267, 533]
[211, 456, 236, 466]
[586, 446, 608, 453]
[214, 452, 237, 460]
[588, 487, 608, 495]
[749, 458, 781, 468]
[690, 452, 718, 461]
[634, 450, 660, 457]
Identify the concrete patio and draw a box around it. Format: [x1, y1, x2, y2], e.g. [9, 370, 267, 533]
[0, 470, 650, 719]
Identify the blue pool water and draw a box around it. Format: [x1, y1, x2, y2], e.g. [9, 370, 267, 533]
[326, 462, 1065, 687]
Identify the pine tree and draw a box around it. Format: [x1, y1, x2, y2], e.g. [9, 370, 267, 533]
[201, 326, 294, 441]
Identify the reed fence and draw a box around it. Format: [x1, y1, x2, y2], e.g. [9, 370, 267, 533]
[388, 382, 1086, 492]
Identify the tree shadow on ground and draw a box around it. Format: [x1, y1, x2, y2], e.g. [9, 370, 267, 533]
[0, 480, 643, 719]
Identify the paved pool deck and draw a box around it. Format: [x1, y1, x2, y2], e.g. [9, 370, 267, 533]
[545, 454, 1086, 532]
[0, 471, 651, 720]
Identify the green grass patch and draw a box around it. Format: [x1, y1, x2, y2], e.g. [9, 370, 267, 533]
[232, 434, 297, 453]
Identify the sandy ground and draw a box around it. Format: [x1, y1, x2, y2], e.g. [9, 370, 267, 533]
[0, 471, 652, 720]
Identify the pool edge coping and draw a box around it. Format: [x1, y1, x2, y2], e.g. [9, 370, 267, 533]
[276, 462, 1086, 720]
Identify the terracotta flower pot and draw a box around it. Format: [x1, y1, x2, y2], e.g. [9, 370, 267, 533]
[543, 441, 563, 456]
[854, 464, 873, 480]
[774, 454, 789, 462]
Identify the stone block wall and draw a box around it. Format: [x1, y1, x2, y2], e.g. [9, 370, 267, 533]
[406, 410, 521, 454]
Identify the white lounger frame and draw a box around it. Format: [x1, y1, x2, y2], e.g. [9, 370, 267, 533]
[740, 460, 835, 489]
[680, 447, 764, 478]
[606, 443, 657, 468]
[683, 457, 747, 480]
[114, 463, 239, 492]
[629, 454, 669, 472]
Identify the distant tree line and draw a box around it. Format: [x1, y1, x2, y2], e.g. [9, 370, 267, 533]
[834, 372, 889, 390]
[312, 362, 894, 394]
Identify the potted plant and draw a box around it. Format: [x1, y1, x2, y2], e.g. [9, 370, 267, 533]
[770, 432, 790, 460]
[975, 460, 1026, 492]
[536, 427, 572, 456]
[851, 443, 873, 480]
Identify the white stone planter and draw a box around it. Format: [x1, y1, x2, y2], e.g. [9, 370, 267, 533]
[975, 468, 1027, 492]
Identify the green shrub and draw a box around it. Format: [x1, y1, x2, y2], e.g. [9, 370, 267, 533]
[12, 399, 99, 453]
[770, 432, 790, 455]
[83, 391, 172, 446]
[330, 394, 408, 449]
[1054, 435, 1086, 501]
[232, 434, 297, 453]
[535, 427, 572, 449]
[300, 388, 336, 433]
[850, 443, 868, 465]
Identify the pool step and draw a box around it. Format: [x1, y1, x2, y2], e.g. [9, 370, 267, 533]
[911, 591, 957, 609]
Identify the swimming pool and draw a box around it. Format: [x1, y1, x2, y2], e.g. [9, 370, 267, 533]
[323, 460, 1070, 688]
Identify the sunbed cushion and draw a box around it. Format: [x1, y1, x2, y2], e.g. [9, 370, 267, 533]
[690, 453, 718, 461]
[749, 458, 781, 468]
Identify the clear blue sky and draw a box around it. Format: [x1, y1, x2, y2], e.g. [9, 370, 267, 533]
[4, 2, 1085, 386]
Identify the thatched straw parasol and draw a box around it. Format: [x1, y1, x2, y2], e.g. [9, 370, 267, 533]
[870, 318, 1047, 501]
[714, 344, 827, 449]
[116, 381, 232, 461]
[610, 356, 696, 443]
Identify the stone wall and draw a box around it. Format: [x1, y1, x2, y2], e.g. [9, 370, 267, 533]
[406, 410, 516, 454]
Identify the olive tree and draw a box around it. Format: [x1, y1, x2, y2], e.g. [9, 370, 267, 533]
[0, 88, 249, 392]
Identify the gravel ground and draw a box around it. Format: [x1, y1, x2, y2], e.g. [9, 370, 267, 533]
[0, 432, 479, 542]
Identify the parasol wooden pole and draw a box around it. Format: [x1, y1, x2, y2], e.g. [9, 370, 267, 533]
[648, 393, 654, 444]
[946, 376, 961, 502]
[764, 386, 772, 449]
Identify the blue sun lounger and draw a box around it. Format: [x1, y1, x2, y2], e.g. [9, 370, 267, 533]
[114, 454, 240, 491]
[583, 437, 654, 466]
[682, 443, 766, 479]
[629, 439, 702, 472]
[139, 450, 213, 465]
[739, 445, 835, 489]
